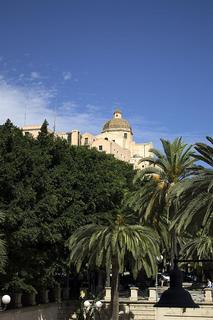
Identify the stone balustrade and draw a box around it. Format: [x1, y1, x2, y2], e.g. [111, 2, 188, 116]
[104, 286, 111, 301]
[148, 287, 157, 302]
[204, 288, 213, 303]
[2, 285, 212, 313]
[130, 287, 139, 301]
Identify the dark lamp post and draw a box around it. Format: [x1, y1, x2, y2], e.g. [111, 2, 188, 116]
[154, 261, 199, 308]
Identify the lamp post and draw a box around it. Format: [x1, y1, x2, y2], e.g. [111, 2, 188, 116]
[71, 299, 103, 320]
[83, 300, 103, 320]
[154, 260, 199, 308]
[154, 259, 213, 308]
[0, 295, 11, 311]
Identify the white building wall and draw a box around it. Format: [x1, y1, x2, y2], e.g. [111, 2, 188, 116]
[96, 130, 133, 150]
[81, 132, 96, 146]
[91, 138, 131, 162]
[21, 111, 153, 169]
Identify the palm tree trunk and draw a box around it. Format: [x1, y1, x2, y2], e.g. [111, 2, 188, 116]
[111, 255, 119, 320]
[105, 267, 110, 287]
[171, 229, 178, 269]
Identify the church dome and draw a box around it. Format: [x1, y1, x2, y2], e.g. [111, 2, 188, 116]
[102, 109, 133, 134]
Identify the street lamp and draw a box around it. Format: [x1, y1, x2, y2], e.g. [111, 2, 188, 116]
[0, 295, 11, 311]
[154, 261, 199, 308]
[83, 300, 103, 319]
[154, 259, 213, 308]
[71, 299, 103, 320]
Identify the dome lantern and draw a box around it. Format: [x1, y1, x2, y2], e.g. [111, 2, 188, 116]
[113, 108, 122, 119]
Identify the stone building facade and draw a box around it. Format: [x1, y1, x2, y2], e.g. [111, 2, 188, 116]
[22, 109, 153, 169]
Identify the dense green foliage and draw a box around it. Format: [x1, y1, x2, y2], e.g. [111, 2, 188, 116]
[0, 211, 6, 272]
[0, 116, 212, 299]
[0, 120, 134, 293]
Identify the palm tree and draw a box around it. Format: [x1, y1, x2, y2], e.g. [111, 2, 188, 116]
[171, 137, 213, 257]
[127, 138, 195, 266]
[182, 232, 213, 260]
[68, 213, 159, 320]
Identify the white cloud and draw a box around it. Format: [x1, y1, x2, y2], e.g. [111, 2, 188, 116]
[0, 79, 55, 127]
[0, 76, 204, 146]
[132, 120, 204, 149]
[63, 71, 72, 81]
[30, 71, 40, 79]
[86, 104, 100, 112]
[0, 78, 105, 134]
[59, 101, 78, 113]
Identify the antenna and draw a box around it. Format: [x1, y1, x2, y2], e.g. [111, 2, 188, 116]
[24, 94, 27, 126]
[53, 104, 56, 133]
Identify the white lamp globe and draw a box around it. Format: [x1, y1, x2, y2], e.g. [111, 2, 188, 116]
[2, 295, 11, 305]
[83, 300, 91, 308]
[95, 300, 103, 309]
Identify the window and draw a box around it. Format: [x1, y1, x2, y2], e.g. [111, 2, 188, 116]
[99, 145, 103, 151]
[104, 137, 108, 140]
[67, 133, 72, 144]
[24, 131, 30, 136]
[84, 137, 88, 145]
[124, 133, 127, 139]
[112, 139, 115, 142]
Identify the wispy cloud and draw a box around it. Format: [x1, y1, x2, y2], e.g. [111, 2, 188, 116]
[30, 71, 40, 79]
[131, 116, 205, 148]
[63, 71, 72, 81]
[0, 79, 55, 127]
[0, 76, 105, 134]
[86, 104, 100, 112]
[0, 67, 205, 147]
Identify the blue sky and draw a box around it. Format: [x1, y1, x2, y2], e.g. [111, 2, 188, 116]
[0, 0, 212, 147]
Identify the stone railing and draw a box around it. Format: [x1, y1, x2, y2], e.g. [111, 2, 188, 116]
[2, 286, 66, 309]
[0, 287, 212, 320]
[104, 286, 213, 304]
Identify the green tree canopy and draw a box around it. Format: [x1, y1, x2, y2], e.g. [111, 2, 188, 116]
[0, 120, 134, 293]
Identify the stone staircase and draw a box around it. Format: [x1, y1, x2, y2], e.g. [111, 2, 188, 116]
[129, 303, 155, 320]
[189, 290, 204, 303]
